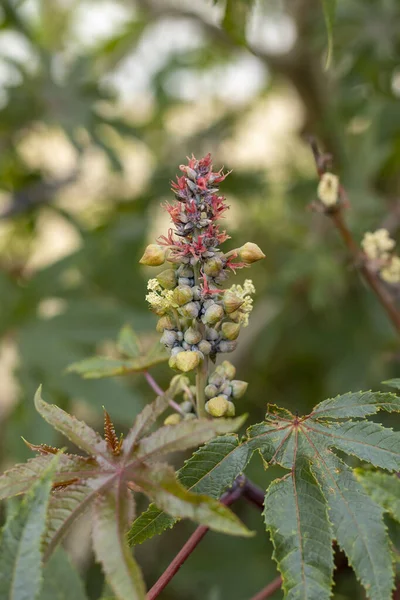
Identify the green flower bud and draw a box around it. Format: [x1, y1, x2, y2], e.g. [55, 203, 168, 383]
[184, 327, 202, 345]
[231, 380, 248, 399]
[157, 269, 177, 290]
[208, 373, 224, 386]
[173, 285, 193, 306]
[160, 330, 177, 346]
[184, 412, 196, 420]
[205, 396, 229, 417]
[175, 351, 201, 372]
[198, 339, 212, 355]
[156, 315, 175, 332]
[178, 265, 194, 277]
[238, 242, 265, 264]
[221, 321, 241, 340]
[218, 340, 238, 353]
[168, 355, 178, 370]
[223, 291, 244, 314]
[220, 360, 236, 380]
[139, 244, 166, 266]
[205, 327, 219, 341]
[179, 301, 199, 318]
[180, 400, 194, 413]
[204, 257, 223, 277]
[203, 303, 224, 325]
[164, 414, 182, 426]
[205, 384, 218, 399]
[221, 383, 232, 397]
[226, 401, 236, 417]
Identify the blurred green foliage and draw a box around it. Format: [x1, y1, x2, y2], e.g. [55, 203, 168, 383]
[0, 0, 399, 598]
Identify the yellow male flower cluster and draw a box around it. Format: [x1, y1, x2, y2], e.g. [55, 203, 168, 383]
[226, 279, 255, 327]
[145, 279, 175, 315]
[361, 229, 400, 284]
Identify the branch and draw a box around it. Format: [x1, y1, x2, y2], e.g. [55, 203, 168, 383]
[310, 139, 400, 335]
[248, 577, 282, 600]
[143, 371, 186, 416]
[146, 475, 246, 600]
[242, 478, 265, 510]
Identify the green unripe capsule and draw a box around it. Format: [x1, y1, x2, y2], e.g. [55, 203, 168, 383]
[184, 327, 202, 345]
[175, 350, 201, 372]
[205, 384, 218, 399]
[218, 340, 238, 353]
[204, 257, 223, 277]
[205, 396, 229, 417]
[198, 339, 212, 355]
[157, 269, 177, 290]
[203, 303, 224, 325]
[226, 401, 236, 417]
[173, 285, 193, 306]
[223, 291, 244, 314]
[220, 360, 236, 380]
[221, 321, 241, 341]
[179, 301, 200, 318]
[156, 315, 175, 332]
[139, 244, 165, 266]
[231, 380, 248, 399]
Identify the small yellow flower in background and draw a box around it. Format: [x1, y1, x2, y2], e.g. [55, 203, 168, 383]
[361, 229, 395, 261]
[381, 256, 400, 284]
[317, 172, 340, 207]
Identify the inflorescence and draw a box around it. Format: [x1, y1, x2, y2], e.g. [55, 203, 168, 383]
[139, 154, 265, 418]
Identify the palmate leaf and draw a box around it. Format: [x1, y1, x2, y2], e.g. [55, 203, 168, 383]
[355, 469, 400, 523]
[0, 388, 251, 600]
[68, 325, 168, 379]
[128, 434, 252, 546]
[0, 454, 60, 600]
[245, 390, 400, 600]
[42, 548, 88, 600]
[133, 462, 252, 537]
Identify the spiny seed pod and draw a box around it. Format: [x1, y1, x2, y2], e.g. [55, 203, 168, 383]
[204, 257, 223, 277]
[173, 285, 193, 306]
[139, 244, 165, 266]
[221, 360, 236, 380]
[175, 350, 201, 372]
[231, 380, 248, 399]
[179, 301, 199, 318]
[184, 326, 202, 345]
[221, 321, 241, 340]
[218, 340, 237, 353]
[157, 268, 177, 290]
[238, 242, 265, 264]
[205, 384, 218, 399]
[205, 396, 229, 417]
[203, 303, 224, 325]
[198, 339, 212, 355]
[164, 414, 182, 426]
[160, 330, 177, 346]
[226, 401, 236, 417]
[156, 315, 175, 332]
[223, 291, 244, 314]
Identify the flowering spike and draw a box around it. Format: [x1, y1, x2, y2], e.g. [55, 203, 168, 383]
[140, 154, 264, 416]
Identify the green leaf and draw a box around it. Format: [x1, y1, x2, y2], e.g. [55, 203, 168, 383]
[34, 387, 107, 458]
[222, 0, 252, 45]
[310, 390, 400, 420]
[123, 393, 170, 456]
[311, 452, 393, 600]
[355, 469, 400, 523]
[264, 458, 333, 600]
[134, 463, 252, 537]
[246, 393, 399, 599]
[42, 548, 88, 600]
[128, 434, 251, 546]
[92, 488, 146, 600]
[321, 0, 336, 68]
[68, 341, 168, 379]
[135, 415, 247, 461]
[117, 325, 141, 358]
[383, 378, 400, 391]
[0, 453, 96, 500]
[0, 454, 60, 600]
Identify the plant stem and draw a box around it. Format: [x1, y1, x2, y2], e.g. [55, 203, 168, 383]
[310, 139, 400, 336]
[248, 577, 282, 600]
[242, 478, 265, 510]
[146, 476, 246, 600]
[143, 371, 185, 416]
[196, 355, 208, 418]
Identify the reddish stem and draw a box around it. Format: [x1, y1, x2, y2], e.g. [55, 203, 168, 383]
[248, 577, 282, 600]
[242, 478, 265, 510]
[143, 371, 185, 416]
[146, 476, 246, 600]
[310, 140, 400, 336]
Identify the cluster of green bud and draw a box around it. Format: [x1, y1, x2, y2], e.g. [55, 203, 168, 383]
[204, 361, 248, 417]
[361, 228, 400, 284]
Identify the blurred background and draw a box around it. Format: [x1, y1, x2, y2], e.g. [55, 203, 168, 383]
[0, 0, 400, 598]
